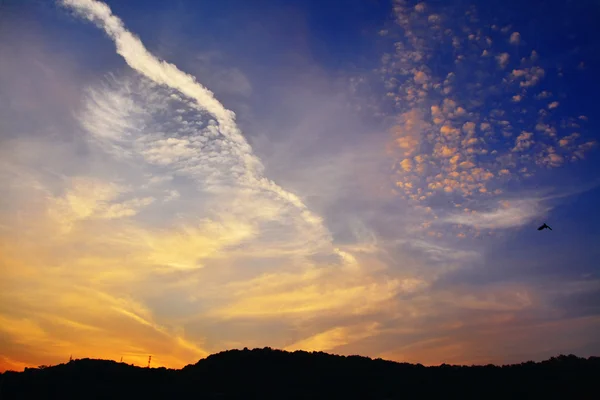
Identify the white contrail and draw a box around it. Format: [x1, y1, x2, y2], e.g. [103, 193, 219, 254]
[59, 0, 326, 229]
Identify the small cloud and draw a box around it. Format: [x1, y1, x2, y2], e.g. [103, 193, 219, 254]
[440, 125, 460, 139]
[442, 98, 457, 112]
[480, 122, 492, 132]
[558, 133, 579, 148]
[511, 94, 522, 102]
[548, 101, 559, 110]
[428, 14, 441, 24]
[438, 145, 457, 158]
[414, 70, 429, 85]
[512, 131, 534, 152]
[496, 53, 510, 69]
[537, 147, 564, 168]
[452, 37, 461, 49]
[545, 153, 564, 167]
[572, 141, 596, 160]
[454, 107, 466, 117]
[400, 159, 413, 172]
[462, 121, 476, 135]
[535, 91, 552, 99]
[530, 50, 539, 61]
[415, 2, 426, 13]
[535, 122, 553, 136]
[463, 137, 478, 146]
[519, 67, 545, 88]
[509, 32, 521, 45]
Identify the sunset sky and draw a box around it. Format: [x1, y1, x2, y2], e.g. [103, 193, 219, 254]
[1, 0, 600, 371]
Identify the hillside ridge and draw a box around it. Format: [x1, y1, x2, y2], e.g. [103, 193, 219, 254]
[1, 348, 599, 399]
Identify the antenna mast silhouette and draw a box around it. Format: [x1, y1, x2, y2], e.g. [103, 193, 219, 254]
[147, 355, 152, 368]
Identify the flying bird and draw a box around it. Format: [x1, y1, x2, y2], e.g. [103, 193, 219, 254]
[537, 223, 552, 231]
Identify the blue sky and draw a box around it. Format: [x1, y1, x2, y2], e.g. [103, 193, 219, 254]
[1, 0, 599, 370]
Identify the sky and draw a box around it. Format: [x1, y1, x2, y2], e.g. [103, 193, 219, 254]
[1, 0, 600, 371]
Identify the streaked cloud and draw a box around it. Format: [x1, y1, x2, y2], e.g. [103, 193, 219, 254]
[0, 0, 403, 370]
[443, 198, 548, 229]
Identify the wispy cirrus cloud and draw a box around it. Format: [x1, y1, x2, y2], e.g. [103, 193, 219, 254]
[442, 198, 549, 230]
[0, 0, 407, 370]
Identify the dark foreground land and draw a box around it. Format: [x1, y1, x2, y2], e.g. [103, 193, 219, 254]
[1, 348, 598, 399]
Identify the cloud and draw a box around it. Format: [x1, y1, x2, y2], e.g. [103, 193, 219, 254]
[496, 53, 510, 69]
[443, 198, 548, 229]
[536, 91, 552, 99]
[537, 147, 564, 168]
[284, 322, 381, 353]
[381, 0, 596, 243]
[46, 178, 157, 232]
[0, 0, 420, 371]
[60, 0, 345, 256]
[142, 138, 200, 166]
[1, 0, 598, 371]
[559, 133, 580, 148]
[400, 158, 413, 171]
[212, 269, 405, 320]
[509, 32, 521, 45]
[60, 0, 332, 240]
[512, 131, 534, 152]
[414, 70, 429, 84]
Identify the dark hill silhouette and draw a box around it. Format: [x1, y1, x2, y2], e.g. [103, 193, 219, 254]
[1, 348, 598, 399]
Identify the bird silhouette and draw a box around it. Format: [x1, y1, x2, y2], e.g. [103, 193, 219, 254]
[537, 223, 552, 231]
